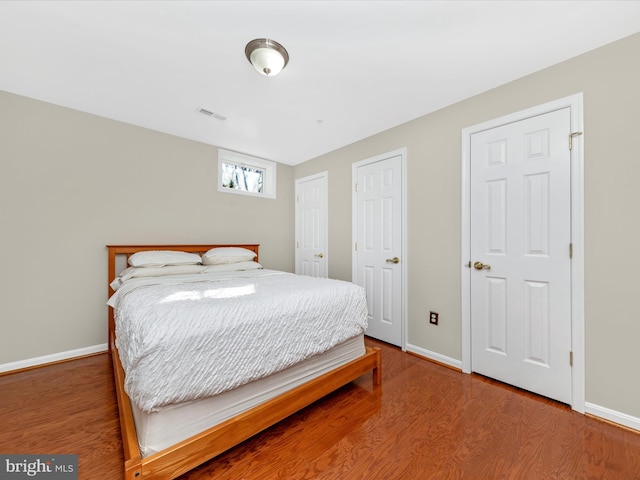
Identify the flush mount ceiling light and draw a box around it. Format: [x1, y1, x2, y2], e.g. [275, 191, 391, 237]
[245, 38, 289, 76]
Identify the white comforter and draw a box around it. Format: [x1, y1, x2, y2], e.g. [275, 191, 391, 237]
[109, 270, 368, 413]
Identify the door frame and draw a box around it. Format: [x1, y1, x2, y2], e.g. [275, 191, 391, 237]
[295, 171, 328, 276]
[352, 148, 408, 350]
[461, 93, 585, 412]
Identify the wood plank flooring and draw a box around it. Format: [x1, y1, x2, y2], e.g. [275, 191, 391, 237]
[1, 338, 639, 479]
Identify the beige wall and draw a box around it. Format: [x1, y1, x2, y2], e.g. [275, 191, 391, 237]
[0, 91, 294, 364]
[294, 32, 640, 419]
[2, 31, 638, 421]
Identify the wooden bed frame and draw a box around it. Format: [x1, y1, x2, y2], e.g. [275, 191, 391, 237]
[107, 244, 382, 480]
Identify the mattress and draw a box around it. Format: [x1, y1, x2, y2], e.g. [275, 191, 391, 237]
[110, 269, 368, 413]
[131, 333, 366, 457]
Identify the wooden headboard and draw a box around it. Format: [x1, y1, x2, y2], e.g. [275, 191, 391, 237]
[106, 244, 260, 343]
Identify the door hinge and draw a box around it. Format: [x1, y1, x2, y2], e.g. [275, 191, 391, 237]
[354, 183, 358, 193]
[355, 242, 358, 252]
[569, 131, 583, 150]
[570, 351, 573, 367]
[296, 195, 299, 203]
[569, 243, 573, 258]
[296, 241, 299, 248]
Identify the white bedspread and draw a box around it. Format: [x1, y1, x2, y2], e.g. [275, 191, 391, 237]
[110, 270, 368, 413]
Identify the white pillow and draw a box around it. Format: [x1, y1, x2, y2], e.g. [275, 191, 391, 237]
[202, 247, 257, 265]
[203, 261, 263, 273]
[110, 264, 206, 290]
[128, 250, 202, 268]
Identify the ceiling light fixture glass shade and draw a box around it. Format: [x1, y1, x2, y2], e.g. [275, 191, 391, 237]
[245, 38, 289, 76]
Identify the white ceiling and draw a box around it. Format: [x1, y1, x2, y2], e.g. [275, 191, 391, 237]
[2, 1, 640, 166]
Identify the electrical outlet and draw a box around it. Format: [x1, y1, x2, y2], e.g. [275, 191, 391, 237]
[429, 311, 439, 325]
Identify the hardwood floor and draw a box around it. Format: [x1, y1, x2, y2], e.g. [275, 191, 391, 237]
[1, 338, 639, 479]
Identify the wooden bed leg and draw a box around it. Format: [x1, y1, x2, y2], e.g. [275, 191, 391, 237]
[124, 459, 142, 480]
[372, 347, 382, 385]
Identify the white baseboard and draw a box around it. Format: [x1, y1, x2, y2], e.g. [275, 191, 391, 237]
[585, 402, 640, 432]
[0, 344, 108, 374]
[405, 343, 462, 370]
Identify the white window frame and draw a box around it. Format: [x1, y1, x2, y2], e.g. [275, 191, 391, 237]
[217, 149, 276, 199]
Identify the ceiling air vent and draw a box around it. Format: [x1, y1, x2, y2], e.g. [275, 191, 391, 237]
[198, 107, 227, 121]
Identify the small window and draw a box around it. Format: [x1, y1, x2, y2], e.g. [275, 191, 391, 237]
[218, 149, 276, 199]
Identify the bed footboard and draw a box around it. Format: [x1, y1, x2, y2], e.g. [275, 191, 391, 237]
[112, 342, 381, 480]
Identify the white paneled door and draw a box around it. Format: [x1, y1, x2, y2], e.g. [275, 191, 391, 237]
[295, 173, 328, 278]
[354, 154, 403, 347]
[470, 108, 572, 404]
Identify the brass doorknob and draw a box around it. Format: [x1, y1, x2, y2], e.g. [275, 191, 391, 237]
[315, 253, 324, 258]
[473, 261, 491, 270]
[386, 257, 400, 264]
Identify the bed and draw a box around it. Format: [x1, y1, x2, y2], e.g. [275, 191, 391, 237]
[107, 244, 382, 479]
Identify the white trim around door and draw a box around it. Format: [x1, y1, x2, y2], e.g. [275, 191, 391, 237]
[461, 93, 585, 413]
